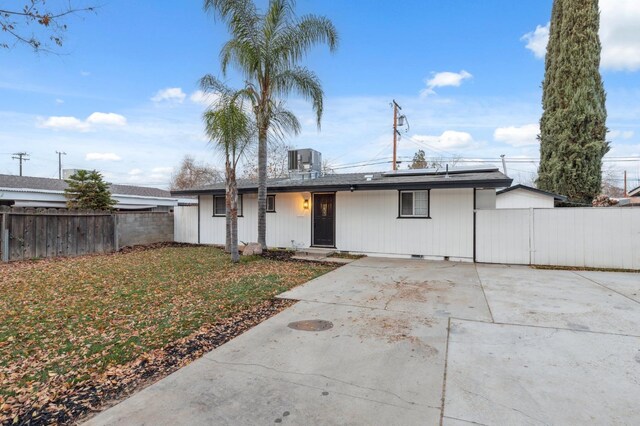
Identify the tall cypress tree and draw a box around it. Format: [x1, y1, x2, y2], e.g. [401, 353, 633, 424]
[537, 0, 608, 204]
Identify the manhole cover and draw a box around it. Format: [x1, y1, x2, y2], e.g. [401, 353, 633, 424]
[287, 320, 333, 331]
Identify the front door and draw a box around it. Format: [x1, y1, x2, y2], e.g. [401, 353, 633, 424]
[312, 193, 335, 247]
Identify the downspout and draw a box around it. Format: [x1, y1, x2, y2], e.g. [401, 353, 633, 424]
[197, 195, 201, 244]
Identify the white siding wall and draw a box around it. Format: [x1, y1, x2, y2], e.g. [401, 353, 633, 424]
[197, 188, 475, 259]
[174, 206, 199, 243]
[199, 193, 311, 249]
[476, 189, 496, 209]
[335, 188, 474, 260]
[496, 189, 555, 209]
[476, 208, 640, 269]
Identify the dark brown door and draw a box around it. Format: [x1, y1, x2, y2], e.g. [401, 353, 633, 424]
[313, 193, 335, 247]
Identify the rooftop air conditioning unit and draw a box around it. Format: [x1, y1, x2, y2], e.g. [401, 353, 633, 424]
[288, 148, 322, 180]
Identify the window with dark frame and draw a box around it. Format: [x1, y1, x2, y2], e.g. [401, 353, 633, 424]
[266, 195, 276, 212]
[398, 190, 430, 218]
[213, 195, 243, 217]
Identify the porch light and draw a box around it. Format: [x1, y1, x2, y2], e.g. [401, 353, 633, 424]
[303, 198, 309, 210]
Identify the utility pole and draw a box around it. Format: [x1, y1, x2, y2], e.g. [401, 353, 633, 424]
[56, 151, 67, 179]
[12, 152, 29, 176]
[392, 100, 402, 171]
[624, 170, 627, 197]
[500, 154, 508, 177]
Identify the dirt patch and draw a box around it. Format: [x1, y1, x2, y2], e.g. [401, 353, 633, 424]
[356, 315, 437, 355]
[385, 279, 456, 305]
[4, 299, 295, 426]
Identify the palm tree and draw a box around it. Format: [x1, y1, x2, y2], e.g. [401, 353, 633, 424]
[203, 86, 254, 263]
[204, 0, 338, 249]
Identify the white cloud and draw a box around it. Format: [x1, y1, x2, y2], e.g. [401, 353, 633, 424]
[39, 112, 127, 132]
[189, 90, 221, 106]
[521, 24, 549, 59]
[55, 99, 64, 105]
[600, 0, 640, 71]
[609, 130, 634, 140]
[151, 87, 186, 103]
[86, 112, 127, 126]
[80, 71, 91, 77]
[40, 116, 90, 131]
[410, 130, 475, 150]
[151, 166, 173, 174]
[128, 168, 143, 176]
[421, 71, 472, 97]
[523, 0, 640, 71]
[86, 152, 122, 161]
[494, 124, 540, 147]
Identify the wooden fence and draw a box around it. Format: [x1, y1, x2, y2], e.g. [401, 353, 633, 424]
[1, 207, 116, 262]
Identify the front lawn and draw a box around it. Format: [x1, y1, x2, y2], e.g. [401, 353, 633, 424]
[0, 245, 334, 424]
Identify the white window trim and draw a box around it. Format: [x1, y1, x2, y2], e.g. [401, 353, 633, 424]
[398, 190, 431, 219]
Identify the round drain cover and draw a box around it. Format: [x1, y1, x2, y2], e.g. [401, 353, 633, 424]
[287, 320, 334, 331]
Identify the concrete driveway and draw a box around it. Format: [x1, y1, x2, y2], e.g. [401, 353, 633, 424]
[86, 258, 640, 426]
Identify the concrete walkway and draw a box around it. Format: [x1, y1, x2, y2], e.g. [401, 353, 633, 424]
[86, 258, 640, 425]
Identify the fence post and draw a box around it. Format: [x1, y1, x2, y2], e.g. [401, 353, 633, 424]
[113, 214, 119, 252]
[1, 212, 8, 262]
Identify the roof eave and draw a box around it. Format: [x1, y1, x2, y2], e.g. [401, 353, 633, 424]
[171, 177, 513, 196]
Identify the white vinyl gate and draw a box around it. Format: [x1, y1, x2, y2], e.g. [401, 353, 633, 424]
[174, 206, 199, 244]
[476, 208, 640, 269]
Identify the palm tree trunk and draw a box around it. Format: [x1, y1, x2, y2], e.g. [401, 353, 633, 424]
[224, 159, 231, 253]
[257, 124, 268, 249]
[229, 166, 240, 263]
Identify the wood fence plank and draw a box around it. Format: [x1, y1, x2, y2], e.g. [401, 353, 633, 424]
[9, 214, 24, 261]
[35, 213, 47, 259]
[93, 216, 104, 253]
[46, 215, 57, 258]
[86, 215, 95, 254]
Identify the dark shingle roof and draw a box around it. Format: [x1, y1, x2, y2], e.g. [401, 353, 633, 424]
[0, 174, 173, 198]
[172, 167, 512, 195]
[497, 184, 567, 201]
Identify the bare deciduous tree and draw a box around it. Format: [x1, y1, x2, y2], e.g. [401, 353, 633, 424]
[1, 1, 96, 52]
[241, 142, 292, 180]
[170, 155, 223, 191]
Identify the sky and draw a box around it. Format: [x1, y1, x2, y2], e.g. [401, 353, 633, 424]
[1, 0, 639, 190]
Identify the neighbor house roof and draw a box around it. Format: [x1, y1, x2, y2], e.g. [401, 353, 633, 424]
[0, 174, 172, 199]
[496, 184, 567, 201]
[172, 167, 512, 195]
[629, 185, 640, 197]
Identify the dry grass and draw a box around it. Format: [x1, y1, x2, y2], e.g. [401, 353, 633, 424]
[0, 246, 334, 423]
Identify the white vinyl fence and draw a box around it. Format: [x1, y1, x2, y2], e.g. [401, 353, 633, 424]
[476, 208, 640, 269]
[174, 206, 199, 244]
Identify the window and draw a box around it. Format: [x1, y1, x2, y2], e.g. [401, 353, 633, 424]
[398, 190, 430, 218]
[266, 195, 276, 213]
[213, 195, 243, 217]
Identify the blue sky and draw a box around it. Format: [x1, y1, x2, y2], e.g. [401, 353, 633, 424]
[1, 0, 639, 189]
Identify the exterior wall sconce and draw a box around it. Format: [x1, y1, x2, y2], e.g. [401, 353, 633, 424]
[303, 198, 309, 210]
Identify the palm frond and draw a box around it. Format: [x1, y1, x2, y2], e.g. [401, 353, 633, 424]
[203, 83, 256, 167]
[272, 14, 338, 68]
[272, 66, 324, 128]
[220, 38, 260, 78]
[204, 0, 260, 58]
[269, 100, 301, 141]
